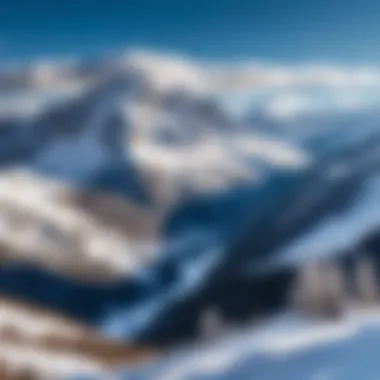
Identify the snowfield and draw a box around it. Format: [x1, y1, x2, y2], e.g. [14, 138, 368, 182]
[119, 309, 380, 380]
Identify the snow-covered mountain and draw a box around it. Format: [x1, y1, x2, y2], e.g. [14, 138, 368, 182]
[1, 52, 380, 378]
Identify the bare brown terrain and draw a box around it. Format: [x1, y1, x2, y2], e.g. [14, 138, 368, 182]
[0, 297, 155, 379]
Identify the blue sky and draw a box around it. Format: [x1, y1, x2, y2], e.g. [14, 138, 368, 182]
[1, 0, 380, 63]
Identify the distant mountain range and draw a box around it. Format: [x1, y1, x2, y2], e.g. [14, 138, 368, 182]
[1, 52, 380, 378]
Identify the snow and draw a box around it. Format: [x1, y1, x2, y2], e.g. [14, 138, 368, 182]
[0, 170, 155, 280]
[271, 173, 380, 268]
[2, 52, 380, 379]
[33, 88, 119, 181]
[120, 51, 207, 93]
[120, 309, 380, 380]
[101, 246, 221, 340]
[0, 300, 106, 378]
[0, 343, 103, 377]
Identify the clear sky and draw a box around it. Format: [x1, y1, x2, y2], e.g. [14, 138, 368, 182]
[1, 0, 380, 63]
